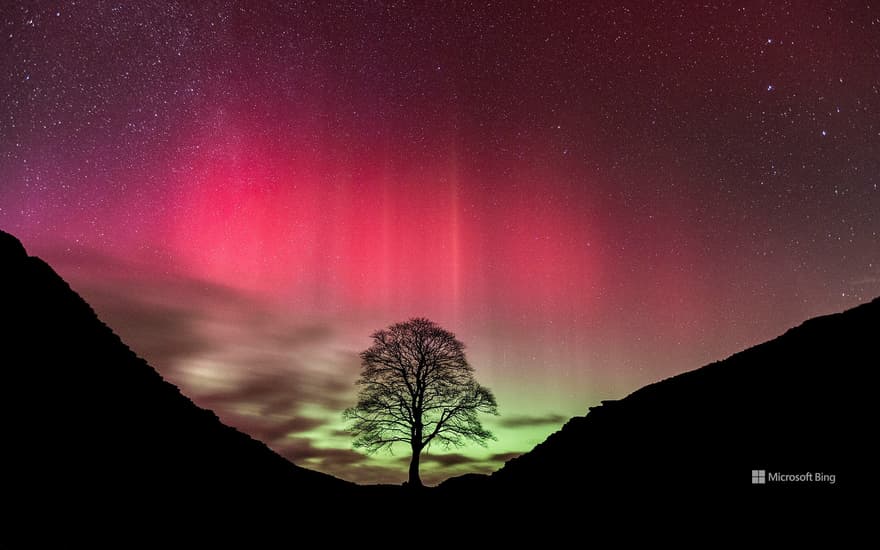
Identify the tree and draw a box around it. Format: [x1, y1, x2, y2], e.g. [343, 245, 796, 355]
[344, 318, 498, 487]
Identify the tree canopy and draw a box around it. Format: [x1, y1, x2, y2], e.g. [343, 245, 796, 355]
[344, 318, 498, 486]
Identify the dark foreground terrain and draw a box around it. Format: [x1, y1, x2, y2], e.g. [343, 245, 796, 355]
[1, 229, 860, 539]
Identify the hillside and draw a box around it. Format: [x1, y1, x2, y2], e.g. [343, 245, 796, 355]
[469, 297, 871, 496]
[0, 230, 351, 537]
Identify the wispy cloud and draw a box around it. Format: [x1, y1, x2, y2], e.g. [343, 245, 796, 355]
[42, 246, 530, 486]
[421, 453, 478, 467]
[495, 413, 567, 428]
[46, 248, 371, 470]
[489, 451, 522, 463]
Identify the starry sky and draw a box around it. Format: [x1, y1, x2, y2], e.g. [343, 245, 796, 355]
[2, 1, 878, 485]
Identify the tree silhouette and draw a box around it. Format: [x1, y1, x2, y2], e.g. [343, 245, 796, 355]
[344, 318, 498, 487]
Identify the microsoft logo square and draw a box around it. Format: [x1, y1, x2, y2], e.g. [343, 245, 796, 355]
[752, 470, 766, 484]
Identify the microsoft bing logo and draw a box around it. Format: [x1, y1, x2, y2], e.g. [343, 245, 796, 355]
[752, 470, 766, 484]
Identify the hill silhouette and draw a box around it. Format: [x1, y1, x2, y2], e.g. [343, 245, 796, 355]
[0, 230, 351, 539]
[442, 297, 869, 500]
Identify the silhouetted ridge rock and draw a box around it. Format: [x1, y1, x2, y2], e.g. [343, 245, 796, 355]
[0, 230, 350, 538]
[479, 298, 871, 496]
[0, 229, 27, 259]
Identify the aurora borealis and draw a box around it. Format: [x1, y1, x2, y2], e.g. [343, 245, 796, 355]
[2, 1, 878, 484]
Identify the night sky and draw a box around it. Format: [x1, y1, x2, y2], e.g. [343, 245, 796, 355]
[2, 1, 878, 485]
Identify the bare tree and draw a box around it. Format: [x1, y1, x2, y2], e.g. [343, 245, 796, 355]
[344, 318, 498, 487]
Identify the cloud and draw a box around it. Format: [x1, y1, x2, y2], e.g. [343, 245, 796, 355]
[39, 246, 517, 486]
[495, 413, 567, 428]
[405, 450, 524, 471]
[275, 437, 368, 466]
[265, 323, 336, 348]
[421, 453, 476, 467]
[234, 416, 328, 444]
[44, 247, 365, 455]
[489, 452, 522, 463]
[196, 365, 349, 417]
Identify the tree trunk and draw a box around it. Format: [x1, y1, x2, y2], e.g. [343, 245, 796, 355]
[408, 446, 422, 487]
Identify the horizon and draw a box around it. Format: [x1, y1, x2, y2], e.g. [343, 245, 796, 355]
[2, 1, 878, 485]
